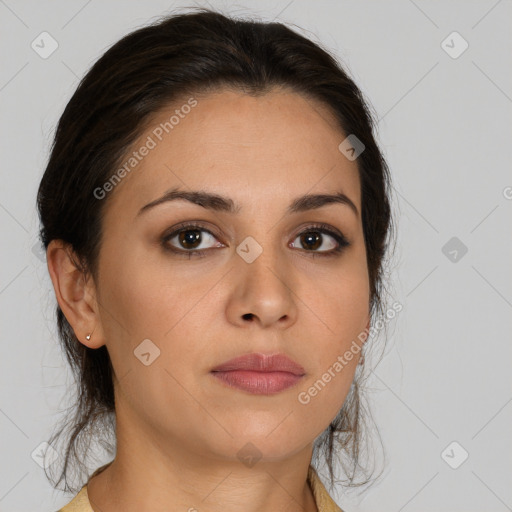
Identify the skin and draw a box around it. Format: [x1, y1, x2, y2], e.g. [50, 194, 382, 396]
[47, 87, 370, 512]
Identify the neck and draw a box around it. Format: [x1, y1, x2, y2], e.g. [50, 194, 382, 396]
[86, 404, 318, 512]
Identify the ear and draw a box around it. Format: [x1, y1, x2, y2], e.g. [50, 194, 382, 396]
[46, 240, 105, 349]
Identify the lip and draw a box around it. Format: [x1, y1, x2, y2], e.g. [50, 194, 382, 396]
[210, 353, 306, 395]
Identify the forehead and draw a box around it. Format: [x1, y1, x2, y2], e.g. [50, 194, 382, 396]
[103, 87, 361, 218]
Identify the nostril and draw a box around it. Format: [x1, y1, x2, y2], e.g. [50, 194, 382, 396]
[242, 313, 254, 321]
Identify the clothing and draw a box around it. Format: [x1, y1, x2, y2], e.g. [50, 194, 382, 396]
[57, 463, 343, 512]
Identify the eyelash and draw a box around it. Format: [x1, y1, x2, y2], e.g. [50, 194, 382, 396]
[161, 221, 350, 259]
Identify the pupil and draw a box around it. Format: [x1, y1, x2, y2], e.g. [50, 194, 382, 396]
[179, 229, 201, 248]
[302, 232, 321, 250]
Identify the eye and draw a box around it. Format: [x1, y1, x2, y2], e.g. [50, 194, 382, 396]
[161, 221, 350, 259]
[162, 222, 224, 258]
[290, 223, 350, 257]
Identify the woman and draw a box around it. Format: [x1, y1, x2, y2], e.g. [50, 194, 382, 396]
[38, 8, 394, 512]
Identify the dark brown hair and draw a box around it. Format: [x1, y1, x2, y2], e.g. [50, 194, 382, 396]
[37, 7, 395, 494]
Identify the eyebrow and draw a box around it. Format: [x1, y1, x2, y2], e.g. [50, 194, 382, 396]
[137, 187, 359, 217]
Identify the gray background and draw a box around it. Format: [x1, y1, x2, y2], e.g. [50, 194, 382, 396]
[1, 1, 511, 511]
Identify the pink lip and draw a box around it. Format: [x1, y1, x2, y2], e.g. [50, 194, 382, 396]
[210, 353, 306, 395]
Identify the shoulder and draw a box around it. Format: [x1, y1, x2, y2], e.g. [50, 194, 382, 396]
[57, 485, 94, 512]
[57, 461, 112, 511]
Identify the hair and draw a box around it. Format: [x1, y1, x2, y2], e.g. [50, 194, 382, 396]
[37, 7, 395, 495]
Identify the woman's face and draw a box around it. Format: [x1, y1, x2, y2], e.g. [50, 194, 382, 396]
[90, 87, 370, 463]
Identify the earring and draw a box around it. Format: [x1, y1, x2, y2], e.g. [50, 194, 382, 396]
[85, 333, 91, 341]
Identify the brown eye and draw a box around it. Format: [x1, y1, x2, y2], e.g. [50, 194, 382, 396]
[289, 223, 350, 257]
[162, 223, 225, 256]
[178, 229, 202, 249]
[291, 228, 342, 254]
[299, 231, 323, 251]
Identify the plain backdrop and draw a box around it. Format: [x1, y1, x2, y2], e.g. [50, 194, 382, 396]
[0, 1, 511, 511]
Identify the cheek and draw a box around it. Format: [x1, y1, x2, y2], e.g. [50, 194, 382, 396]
[94, 248, 212, 425]
[293, 260, 368, 420]
[305, 256, 369, 353]
[95, 243, 221, 382]
[294, 307, 363, 435]
[97, 242, 195, 338]
[93, 242, 176, 383]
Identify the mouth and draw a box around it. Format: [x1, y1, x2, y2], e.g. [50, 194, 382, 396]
[210, 352, 306, 395]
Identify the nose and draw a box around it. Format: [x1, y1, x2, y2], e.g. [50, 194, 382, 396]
[225, 240, 298, 330]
